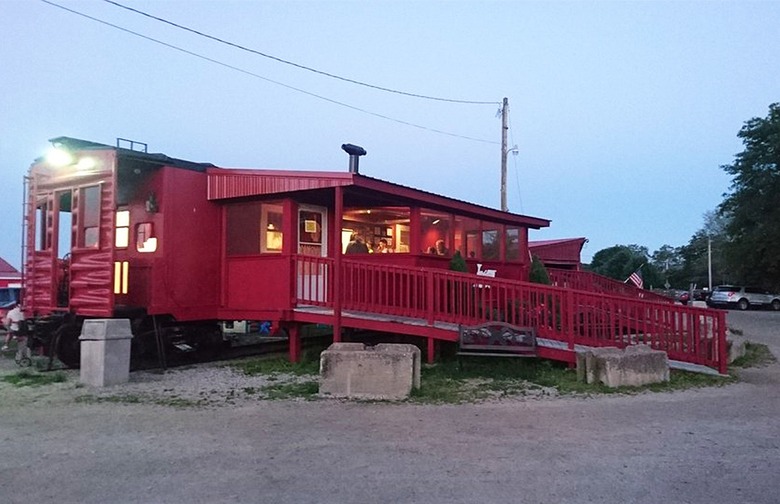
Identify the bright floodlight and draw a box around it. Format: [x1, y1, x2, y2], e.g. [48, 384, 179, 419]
[46, 147, 74, 167]
[76, 157, 96, 170]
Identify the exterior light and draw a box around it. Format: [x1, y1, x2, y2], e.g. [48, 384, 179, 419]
[76, 157, 96, 170]
[46, 147, 74, 167]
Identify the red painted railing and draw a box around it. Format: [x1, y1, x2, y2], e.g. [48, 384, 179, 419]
[548, 268, 674, 304]
[293, 256, 727, 373]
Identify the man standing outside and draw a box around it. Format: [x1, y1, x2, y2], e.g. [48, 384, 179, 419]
[2, 302, 25, 352]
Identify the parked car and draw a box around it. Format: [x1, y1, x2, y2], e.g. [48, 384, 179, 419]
[706, 285, 780, 311]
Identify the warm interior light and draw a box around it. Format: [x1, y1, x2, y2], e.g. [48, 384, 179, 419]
[46, 147, 74, 167]
[432, 219, 441, 225]
[76, 157, 96, 170]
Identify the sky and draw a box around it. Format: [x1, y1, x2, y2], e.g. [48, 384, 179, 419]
[1, 0, 778, 270]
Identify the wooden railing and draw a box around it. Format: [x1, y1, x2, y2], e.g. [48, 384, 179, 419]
[293, 256, 727, 374]
[548, 268, 674, 304]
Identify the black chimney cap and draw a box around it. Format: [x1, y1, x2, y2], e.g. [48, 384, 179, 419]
[341, 143, 366, 156]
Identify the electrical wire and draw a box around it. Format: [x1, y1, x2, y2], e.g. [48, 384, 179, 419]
[40, 0, 500, 145]
[101, 0, 500, 106]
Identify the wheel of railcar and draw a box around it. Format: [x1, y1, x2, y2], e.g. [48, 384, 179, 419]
[54, 323, 82, 368]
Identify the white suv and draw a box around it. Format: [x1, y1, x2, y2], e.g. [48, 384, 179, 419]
[706, 285, 780, 311]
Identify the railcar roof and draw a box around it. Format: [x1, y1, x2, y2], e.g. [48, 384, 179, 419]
[47, 136, 215, 172]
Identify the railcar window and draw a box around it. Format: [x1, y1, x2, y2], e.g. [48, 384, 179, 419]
[81, 185, 100, 248]
[136, 223, 157, 253]
[35, 201, 49, 251]
[115, 210, 129, 248]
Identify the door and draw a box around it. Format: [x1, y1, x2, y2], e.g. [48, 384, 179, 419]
[297, 206, 329, 303]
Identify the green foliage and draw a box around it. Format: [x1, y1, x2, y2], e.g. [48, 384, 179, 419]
[587, 244, 662, 288]
[718, 103, 780, 289]
[2, 370, 67, 387]
[529, 255, 551, 285]
[449, 250, 468, 273]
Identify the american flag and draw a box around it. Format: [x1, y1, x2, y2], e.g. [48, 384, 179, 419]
[627, 267, 643, 289]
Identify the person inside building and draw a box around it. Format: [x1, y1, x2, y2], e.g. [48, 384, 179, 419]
[376, 238, 391, 253]
[435, 239, 449, 256]
[345, 232, 370, 254]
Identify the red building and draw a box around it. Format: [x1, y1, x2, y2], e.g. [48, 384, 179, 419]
[22, 137, 727, 373]
[0, 257, 22, 289]
[529, 238, 588, 270]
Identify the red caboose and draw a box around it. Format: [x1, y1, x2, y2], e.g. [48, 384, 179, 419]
[24, 137, 551, 367]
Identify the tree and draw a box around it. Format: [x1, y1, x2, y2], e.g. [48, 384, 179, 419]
[529, 255, 551, 285]
[588, 244, 662, 288]
[719, 103, 780, 288]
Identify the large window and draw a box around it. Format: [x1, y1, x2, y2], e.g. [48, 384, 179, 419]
[262, 204, 284, 253]
[506, 228, 520, 261]
[226, 201, 284, 256]
[421, 211, 450, 256]
[342, 207, 410, 254]
[482, 225, 500, 261]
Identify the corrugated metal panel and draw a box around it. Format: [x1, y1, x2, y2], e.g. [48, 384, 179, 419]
[207, 170, 352, 200]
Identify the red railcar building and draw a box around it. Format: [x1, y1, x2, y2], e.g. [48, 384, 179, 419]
[23, 137, 728, 373]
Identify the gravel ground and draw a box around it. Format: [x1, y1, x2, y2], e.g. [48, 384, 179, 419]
[0, 310, 778, 504]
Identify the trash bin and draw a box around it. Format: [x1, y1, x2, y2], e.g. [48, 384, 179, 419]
[79, 319, 133, 387]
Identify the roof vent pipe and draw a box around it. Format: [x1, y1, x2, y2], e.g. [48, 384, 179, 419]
[341, 143, 367, 174]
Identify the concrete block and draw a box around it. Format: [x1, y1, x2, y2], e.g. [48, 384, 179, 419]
[577, 345, 669, 388]
[319, 343, 421, 400]
[727, 334, 747, 363]
[79, 319, 133, 387]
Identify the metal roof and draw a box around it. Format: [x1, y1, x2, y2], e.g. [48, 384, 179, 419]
[207, 168, 550, 229]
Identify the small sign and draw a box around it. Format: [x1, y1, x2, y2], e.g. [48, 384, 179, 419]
[305, 220, 317, 233]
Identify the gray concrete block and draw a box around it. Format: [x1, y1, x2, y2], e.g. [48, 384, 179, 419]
[319, 343, 421, 400]
[79, 319, 133, 387]
[727, 334, 747, 363]
[576, 345, 669, 388]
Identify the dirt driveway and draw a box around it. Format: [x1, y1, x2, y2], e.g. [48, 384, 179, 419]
[1, 311, 779, 504]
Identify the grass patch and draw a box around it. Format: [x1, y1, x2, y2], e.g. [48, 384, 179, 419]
[1, 370, 67, 387]
[409, 357, 735, 404]
[229, 356, 319, 377]
[731, 342, 775, 368]
[262, 380, 319, 400]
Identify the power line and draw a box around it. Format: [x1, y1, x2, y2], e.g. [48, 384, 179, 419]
[40, 0, 499, 145]
[102, 0, 500, 106]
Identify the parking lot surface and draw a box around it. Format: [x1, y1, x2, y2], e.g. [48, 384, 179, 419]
[1, 310, 778, 504]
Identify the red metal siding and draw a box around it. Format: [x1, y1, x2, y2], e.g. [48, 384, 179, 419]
[148, 167, 221, 321]
[207, 170, 351, 200]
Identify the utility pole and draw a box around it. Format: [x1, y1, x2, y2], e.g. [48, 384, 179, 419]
[708, 236, 713, 291]
[500, 97, 508, 212]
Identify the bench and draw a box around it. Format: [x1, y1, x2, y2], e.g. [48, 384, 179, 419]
[457, 322, 537, 364]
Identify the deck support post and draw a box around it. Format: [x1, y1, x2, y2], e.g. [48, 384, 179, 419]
[288, 323, 302, 363]
[333, 185, 344, 342]
[427, 337, 435, 364]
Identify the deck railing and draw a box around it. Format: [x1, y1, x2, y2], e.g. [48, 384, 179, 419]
[548, 268, 674, 304]
[293, 255, 727, 373]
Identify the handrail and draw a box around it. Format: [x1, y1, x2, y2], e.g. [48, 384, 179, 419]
[548, 268, 674, 304]
[293, 255, 727, 374]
